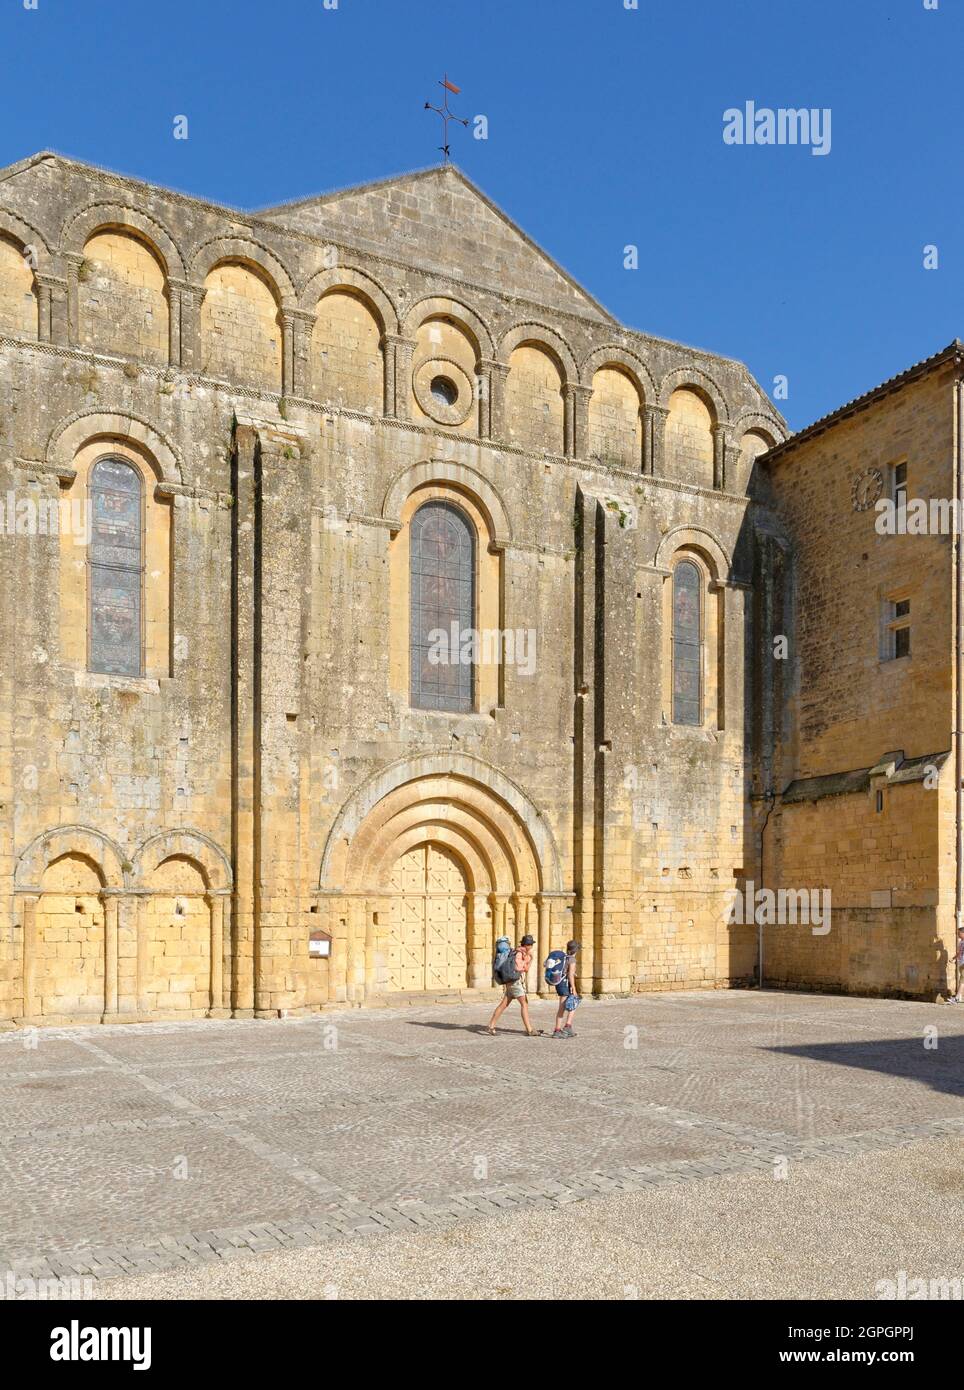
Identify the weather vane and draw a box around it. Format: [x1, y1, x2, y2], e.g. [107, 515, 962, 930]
[424, 74, 468, 162]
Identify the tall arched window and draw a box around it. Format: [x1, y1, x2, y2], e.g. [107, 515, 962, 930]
[410, 500, 475, 712]
[672, 559, 702, 726]
[89, 457, 143, 676]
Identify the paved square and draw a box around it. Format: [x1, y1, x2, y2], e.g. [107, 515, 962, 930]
[1, 990, 962, 1289]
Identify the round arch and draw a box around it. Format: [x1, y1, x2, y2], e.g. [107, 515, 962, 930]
[45, 408, 184, 488]
[299, 264, 398, 333]
[188, 235, 296, 302]
[0, 209, 52, 269]
[731, 409, 786, 447]
[654, 524, 732, 580]
[320, 754, 562, 894]
[499, 320, 577, 381]
[402, 295, 495, 360]
[382, 459, 512, 547]
[581, 344, 656, 402]
[131, 829, 232, 891]
[659, 365, 730, 422]
[15, 825, 128, 892]
[61, 202, 186, 279]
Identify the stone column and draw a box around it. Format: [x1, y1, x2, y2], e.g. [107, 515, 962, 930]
[280, 305, 298, 397]
[643, 404, 668, 476]
[489, 361, 512, 443]
[489, 892, 508, 942]
[568, 383, 594, 460]
[19, 893, 40, 1022]
[382, 335, 415, 420]
[101, 889, 120, 1020]
[711, 422, 727, 491]
[721, 427, 742, 494]
[177, 282, 206, 371]
[63, 252, 83, 347]
[166, 279, 183, 366]
[468, 890, 493, 988]
[114, 893, 138, 1019]
[364, 896, 378, 1000]
[207, 891, 230, 1018]
[135, 893, 150, 1017]
[381, 333, 397, 418]
[563, 383, 578, 457]
[287, 308, 315, 399]
[34, 274, 54, 343]
[536, 894, 551, 995]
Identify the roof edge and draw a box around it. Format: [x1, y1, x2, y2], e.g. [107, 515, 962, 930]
[764, 340, 964, 465]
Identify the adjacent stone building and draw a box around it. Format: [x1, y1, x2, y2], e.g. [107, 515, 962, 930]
[761, 342, 964, 998]
[6, 148, 936, 1028]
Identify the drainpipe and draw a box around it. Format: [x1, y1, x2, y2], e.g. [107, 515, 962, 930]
[757, 788, 776, 988]
[955, 376, 963, 991]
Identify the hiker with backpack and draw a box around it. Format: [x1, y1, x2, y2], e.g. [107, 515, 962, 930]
[545, 940, 581, 1039]
[487, 933, 539, 1036]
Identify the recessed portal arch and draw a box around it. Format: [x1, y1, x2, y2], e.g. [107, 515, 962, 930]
[317, 758, 563, 1001]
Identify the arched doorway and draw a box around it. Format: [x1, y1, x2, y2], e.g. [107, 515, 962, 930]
[386, 842, 468, 991]
[319, 760, 565, 1004]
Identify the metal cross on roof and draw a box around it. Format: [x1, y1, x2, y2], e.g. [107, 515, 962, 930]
[424, 74, 469, 163]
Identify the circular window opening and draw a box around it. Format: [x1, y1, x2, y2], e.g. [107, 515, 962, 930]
[430, 375, 459, 407]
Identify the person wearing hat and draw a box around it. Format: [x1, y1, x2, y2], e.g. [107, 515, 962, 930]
[486, 933, 541, 1036]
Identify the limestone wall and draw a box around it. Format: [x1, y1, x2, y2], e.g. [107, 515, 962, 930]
[0, 152, 784, 1023]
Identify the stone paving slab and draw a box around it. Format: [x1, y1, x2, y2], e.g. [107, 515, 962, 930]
[1, 989, 962, 1286]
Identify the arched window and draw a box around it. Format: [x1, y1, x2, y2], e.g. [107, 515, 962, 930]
[410, 500, 475, 712]
[672, 560, 702, 726]
[89, 457, 143, 676]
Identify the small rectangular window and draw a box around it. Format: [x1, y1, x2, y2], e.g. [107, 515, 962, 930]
[876, 790, 884, 813]
[882, 593, 911, 661]
[893, 462, 908, 511]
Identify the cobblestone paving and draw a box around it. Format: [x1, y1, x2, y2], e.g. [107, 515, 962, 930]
[1, 990, 962, 1285]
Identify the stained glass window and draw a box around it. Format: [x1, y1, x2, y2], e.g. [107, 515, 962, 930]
[672, 559, 702, 726]
[89, 458, 143, 677]
[410, 501, 475, 712]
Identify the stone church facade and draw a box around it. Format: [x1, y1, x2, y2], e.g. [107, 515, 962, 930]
[0, 147, 887, 1029]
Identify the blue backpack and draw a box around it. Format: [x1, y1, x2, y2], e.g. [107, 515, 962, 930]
[544, 949, 568, 986]
[493, 936, 513, 983]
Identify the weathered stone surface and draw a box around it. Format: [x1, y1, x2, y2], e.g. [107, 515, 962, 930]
[0, 151, 791, 1023]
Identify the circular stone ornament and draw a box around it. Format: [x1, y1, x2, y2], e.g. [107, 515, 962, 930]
[851, 467, 883, 512]
[413, 357, 476, 426]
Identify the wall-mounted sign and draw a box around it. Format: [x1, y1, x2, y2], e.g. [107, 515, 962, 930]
[309, 931, 332, 959]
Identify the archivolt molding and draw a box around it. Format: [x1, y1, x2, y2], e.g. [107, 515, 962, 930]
[580, 344, 657, 402]
[14, 825, 128, 892]
[60, 201, 186, 279]
[382, 458, 512, 546]
[0, 206, 52, 266]
[730, 409, 786, 445]
[367, 823, 490, 896]
[498, 320, 577, 380]
[188, 235, 297, 302]
[358, 800, 520, 896]
[298, 263, 398, 333]
[319, 753, 564, 894]
[131, 829, 233, 891]
[653, 523, 733, 580]
[658, 364, 730, 421]
[401, 294, 495, 359]
[45, 407, 185, 488]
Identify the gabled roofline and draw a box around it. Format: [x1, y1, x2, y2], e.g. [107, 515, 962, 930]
[0, 151, 616, 324]
[256, 161, 617, 324]
[764, 340, 964, 466]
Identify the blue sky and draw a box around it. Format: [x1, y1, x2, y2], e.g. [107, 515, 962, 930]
[0, 0, 956, 430]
